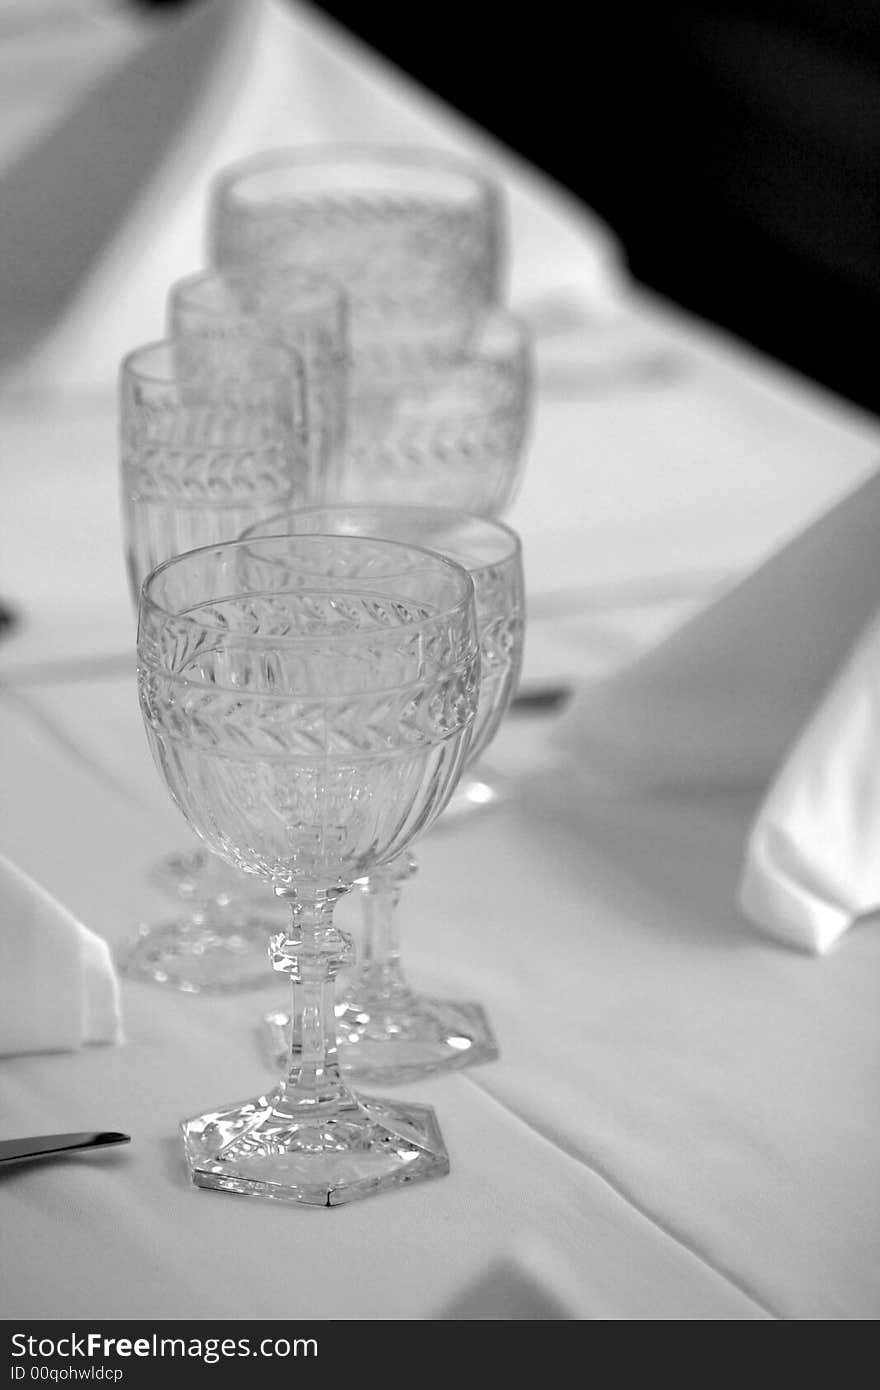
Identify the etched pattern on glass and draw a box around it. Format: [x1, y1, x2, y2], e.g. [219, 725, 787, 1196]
[240, 509, 525, 757]
[210, 149, 504, 371]
[138, 546, 480, 887]
[136, 535, 478, 1205]
[346, 358, 528, 511]
[469, 558, 525, 759]
[241, 509, 524, 1084]
[167, 269, 347, 501]
[120, 341, 308, 598]
[344, 315, 532, 514]
[214, 191, 499, 335]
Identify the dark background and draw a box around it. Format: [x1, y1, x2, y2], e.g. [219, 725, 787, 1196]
[144, 1, 880, 414]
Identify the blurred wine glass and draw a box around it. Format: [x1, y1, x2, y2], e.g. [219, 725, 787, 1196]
[119, 333, 311, 992]
[209, 143, 504, 384]
[246, 505, 523, 1082]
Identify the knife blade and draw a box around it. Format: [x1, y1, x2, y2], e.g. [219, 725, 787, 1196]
[0, 1131, 130, 1165]
[509, 683, 574, 715]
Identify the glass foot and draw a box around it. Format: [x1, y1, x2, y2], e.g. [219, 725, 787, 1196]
[119, 914, 277, 993]
[265, 996, 499, 1083]
[181, 1087, 449, 1205]
[150, 847, 270, 907]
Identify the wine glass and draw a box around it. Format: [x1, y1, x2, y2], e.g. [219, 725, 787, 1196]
[152, 269, 349, 913]
[344, 309, 532, 516]
[209, 148, 531, 812]
[343, 309, 533, 821]
[244, 506, 524, 1083]
[137, 534, 480, 1204]
[119, 334, 310, 992]
[167, 265, 348, 502]
[208, 144, 504, 382]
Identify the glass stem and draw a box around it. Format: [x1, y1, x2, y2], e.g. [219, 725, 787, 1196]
[352, 854, 417, 1013]
[270, 886, 355, 1112]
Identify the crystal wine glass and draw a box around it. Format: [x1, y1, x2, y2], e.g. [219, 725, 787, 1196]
[343, 309, 533, 822]
[343, 309, 532, 516]
[167, 265, 347, 502]
[137, 534, 480, 1204]
[245, 506, 524, 1083]
[208, 144, 504, 382]
[209, 149, 530, 812]
[120, 334, 311, 992]
[152, 270, 349, 912]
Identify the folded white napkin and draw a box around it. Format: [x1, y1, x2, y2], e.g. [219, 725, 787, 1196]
[0, 853, 122, 1057]
[0, 0, 624, 394]
[555, 465, 880, 793]
[739, 608, 880, 954]
[554, 464, 880, 952]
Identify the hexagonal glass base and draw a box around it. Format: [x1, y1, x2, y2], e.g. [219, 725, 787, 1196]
[119, 914, 277, 993]
[181, 1088, 449, 1205]
[265, 995, 499, 1084]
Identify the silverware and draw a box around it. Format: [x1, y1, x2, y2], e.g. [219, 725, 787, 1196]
[0, 599, 19, 638]
[0, 1131, 130, 1166]
[510, 683, 574, 715]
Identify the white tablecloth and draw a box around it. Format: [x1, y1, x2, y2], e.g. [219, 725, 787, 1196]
[2, 0, 879, 1321]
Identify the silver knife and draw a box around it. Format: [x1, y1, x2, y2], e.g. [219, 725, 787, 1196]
[0, 1132, 130, 1165]
[510, 683, 573, 715]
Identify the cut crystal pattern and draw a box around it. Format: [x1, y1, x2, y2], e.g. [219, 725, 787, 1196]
[120, 338, 309, 600]
[182, 1090, 448, 1205]
[138, 538, 480, 887]
[137, 535, 477, 1204]
[167, 267, 347, 500]
[210, 148, 504, 374]
[214, 189, 500, 331]
[240, 511, 523, 1083]
[344, 317, 531, 514]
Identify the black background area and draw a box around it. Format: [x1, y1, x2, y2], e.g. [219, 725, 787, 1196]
[303, 0, 880, 415]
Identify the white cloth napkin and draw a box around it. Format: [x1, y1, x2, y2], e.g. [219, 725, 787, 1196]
[554, 463, 880, 952]
[555, 464, 880, 793]
[0, 852, 122, 1056]
[0, 0, 625, 394]
[739, 607, 880, 954]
